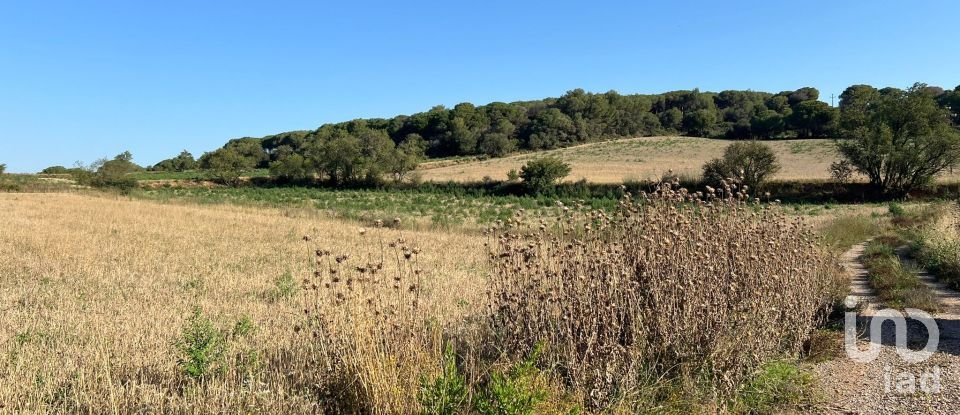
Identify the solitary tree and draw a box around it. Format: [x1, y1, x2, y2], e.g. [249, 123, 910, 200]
[520, 156, 571, 193]
[702, 141, 780, 190]
[0, 164, 6, 175]
[837, 83, 960, 197]
[82, 151, 141, 192]
[201, 147, 255, 185]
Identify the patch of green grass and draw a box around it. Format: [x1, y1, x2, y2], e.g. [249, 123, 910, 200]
[263, 272, 298, 303]
[819, 215, 883, 251]
[890, 202, 947, 229]
[862, 239, 939, 311]
[135, 186, 591, 229]
[912, 231, 960, 290]
[732, 360, 815, 414]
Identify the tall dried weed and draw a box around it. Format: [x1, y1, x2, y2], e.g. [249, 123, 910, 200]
[484, 181, 843, 409]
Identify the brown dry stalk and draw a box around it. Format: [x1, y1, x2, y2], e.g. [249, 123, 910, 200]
[484, 181, 844, 409]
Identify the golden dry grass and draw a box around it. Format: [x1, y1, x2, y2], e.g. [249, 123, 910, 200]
[0, 193, 487, 413]
[417, 136, 960, 183]
[0, 190, 855, 413]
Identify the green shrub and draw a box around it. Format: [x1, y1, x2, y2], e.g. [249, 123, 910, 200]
[520, 157, 571, 193]
[89, 174, 139, 193]
[41, 165, 70, 174]
[506, 169, 520, 183]
[265, 272, 298, 302]
[71, 152, 142, 193]
[418, 345, 468, 415]
[174, 308, 258, 382]
[232, 315, 256, 337]
[702, 141, 781, 190]
[175, 308, 227, 381]
[888, 202, 905, 217]
[475, 348, 546, 415]
[201, 147, 256, 185]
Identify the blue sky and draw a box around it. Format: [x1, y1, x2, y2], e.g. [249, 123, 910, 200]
[1, 0, 958, 173]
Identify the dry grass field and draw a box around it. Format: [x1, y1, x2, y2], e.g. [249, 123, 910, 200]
[0, 193, 487, 413]
[0, 189, 856, 413]
[417, 136, 960, 183]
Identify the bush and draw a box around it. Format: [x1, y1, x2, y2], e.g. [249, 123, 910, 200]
[418, 345, 468, 415]
[830, 159, 855, 184]
[702, 141, 780, 190]
[519, 157, 571, 193]
[153, 150, 198, 172]
[174, 308, 258, 382]
[40, 165, 70, 174]
[175, 308, 228, 381]
[475, 348, 547, 415]
[76, 152, 141, 193]
[888, 202, 906, 217]
[201, 147, 255, 185]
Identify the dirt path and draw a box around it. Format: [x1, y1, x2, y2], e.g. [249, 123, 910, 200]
[815, 242, 960, 414]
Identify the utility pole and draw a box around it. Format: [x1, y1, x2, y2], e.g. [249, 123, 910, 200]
[830, 93, 835, 107]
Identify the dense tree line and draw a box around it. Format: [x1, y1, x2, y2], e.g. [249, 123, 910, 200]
[147, 83, 958, 184]
[188, 120, 426, 185]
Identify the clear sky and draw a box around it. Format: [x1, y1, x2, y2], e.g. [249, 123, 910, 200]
[1, 0, 958, 173]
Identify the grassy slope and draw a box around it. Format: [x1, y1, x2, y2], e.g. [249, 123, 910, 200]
[418, 136, 960, 184]
[418, 136, 843, 183]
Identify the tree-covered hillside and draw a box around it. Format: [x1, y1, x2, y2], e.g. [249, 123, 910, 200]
[147, 84, 959, 185]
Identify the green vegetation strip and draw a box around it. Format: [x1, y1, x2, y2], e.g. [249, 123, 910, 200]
[861, 236, 939, 311]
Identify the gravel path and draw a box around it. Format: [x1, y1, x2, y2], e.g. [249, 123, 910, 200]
[814, 242, 960, 414]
